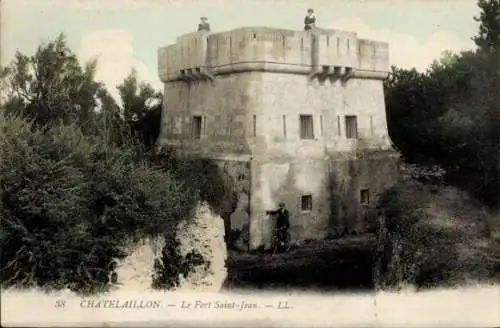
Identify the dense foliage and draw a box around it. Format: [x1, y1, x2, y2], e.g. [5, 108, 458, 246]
[0, 33, 231, 293]
[375, 177, 500, 289]
[0, 114, 201, 293]
[384, 1, 500, 207]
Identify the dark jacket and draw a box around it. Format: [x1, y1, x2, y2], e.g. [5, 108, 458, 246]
[268, 208, 290, 230]
[198, 23, 211, 32]
[304, 15, 316, 30]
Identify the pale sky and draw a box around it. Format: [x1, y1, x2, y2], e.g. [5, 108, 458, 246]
[2, 0, 480, 98]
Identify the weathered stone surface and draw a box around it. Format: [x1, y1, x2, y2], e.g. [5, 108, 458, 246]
[113, 203, 227, 292]
[114, 237, 165, 291]
[157, 26, 400, 251]
[175, 202, 228, 292]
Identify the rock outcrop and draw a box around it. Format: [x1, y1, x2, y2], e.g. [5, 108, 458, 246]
[175, 202, 228, 292]
[114, 237, 166, 291]
[114, 202, 227, 292]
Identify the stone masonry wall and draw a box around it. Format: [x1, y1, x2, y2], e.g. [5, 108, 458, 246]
[157, 27, 397, 252]
[158, 27, 389, 83]
[248, 151, 400, 250]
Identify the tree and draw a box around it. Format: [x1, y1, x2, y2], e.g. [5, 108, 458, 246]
[100, 69, 163, 150]
[2, 34, 102, 132]
[384, 11, 500, 206]
[472, 0, 500, 53]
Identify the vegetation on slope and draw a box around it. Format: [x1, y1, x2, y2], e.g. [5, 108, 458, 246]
[384, 0, 500, 207]
[375, 172, 500, 290]
[0, 34, 232, 294]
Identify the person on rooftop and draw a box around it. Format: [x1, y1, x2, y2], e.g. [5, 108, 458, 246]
[304, 8, 316, 31]
[198, 16, 211, 32]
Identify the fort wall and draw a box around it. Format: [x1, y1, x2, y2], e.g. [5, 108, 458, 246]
[158, 27, 390, 83]
[157, 26, 398, 251]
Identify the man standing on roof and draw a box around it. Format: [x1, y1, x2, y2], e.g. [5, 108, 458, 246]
[198, 16, 211, 32]
[304, 8, 316, 31]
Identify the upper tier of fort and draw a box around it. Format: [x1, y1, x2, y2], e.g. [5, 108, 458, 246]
[158, 27, 390, 83]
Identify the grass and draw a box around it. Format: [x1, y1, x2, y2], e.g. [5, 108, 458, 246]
[224, 235, 377, 291]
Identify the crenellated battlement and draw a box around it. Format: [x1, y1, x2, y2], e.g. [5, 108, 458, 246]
[158, 27, 390, 83]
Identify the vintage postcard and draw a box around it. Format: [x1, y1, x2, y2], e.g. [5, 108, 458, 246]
[1, 0, 499, 326]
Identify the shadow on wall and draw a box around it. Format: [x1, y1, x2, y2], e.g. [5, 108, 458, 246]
[327, 166, 361, 238]
[228, 191, 250, 251]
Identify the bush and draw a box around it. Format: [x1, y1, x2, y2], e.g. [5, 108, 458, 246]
[375, 181, 463, 290]
[150, 148, 237, 218]
[151, 235, 208, 290]
[0, 113, 198, 294]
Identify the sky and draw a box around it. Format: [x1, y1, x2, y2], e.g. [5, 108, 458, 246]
[2, 0, 480, 99]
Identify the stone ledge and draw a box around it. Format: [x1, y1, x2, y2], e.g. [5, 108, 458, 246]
[159, 65, 389, 83]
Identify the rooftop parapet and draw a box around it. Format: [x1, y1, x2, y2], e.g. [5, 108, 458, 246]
[158, 27, 389, 83]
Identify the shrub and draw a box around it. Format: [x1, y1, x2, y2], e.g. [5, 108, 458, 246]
[151, 235, 208, 290]
[150, 148, 237, 218]
[375, 180, 463, 290]
[0, 113, 198, 294]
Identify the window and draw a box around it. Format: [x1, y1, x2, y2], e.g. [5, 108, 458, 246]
[370, 115, 374, 136]
[301, 195, 313, 211]
[282, 115, 287, 138]
[337, 115, 341, 136]
[320, 115, 324, 136]
[345, 115, 358, 139]
[360, 189, 370, 205]
[252, 115, 256, 137]
[227, 116, 233, 136]
[300, 115, 314, 139]
[192, 116, 202, 139]
[238, 174, 246, 181]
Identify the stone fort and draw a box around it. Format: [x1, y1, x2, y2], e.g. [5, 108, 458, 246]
[157, 26, 400, 251]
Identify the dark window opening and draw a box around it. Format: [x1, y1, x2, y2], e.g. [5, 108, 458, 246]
[192, 116, 202, 139]
[320, 115, 324, 136]
[238, 174, 246, 181]
[370, 115, 374, 136]
[252, 114, 256, 137]
[360, 189, 370, 205]
[300, 115, 314, 139]
[282, 115, 287, 138]
[337, 115, 341, 136]
[345, 115, 358, 139]
[301, 195, 313, 211]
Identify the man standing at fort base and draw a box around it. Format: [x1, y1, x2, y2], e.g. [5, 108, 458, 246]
[266, 202, 291, 252]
